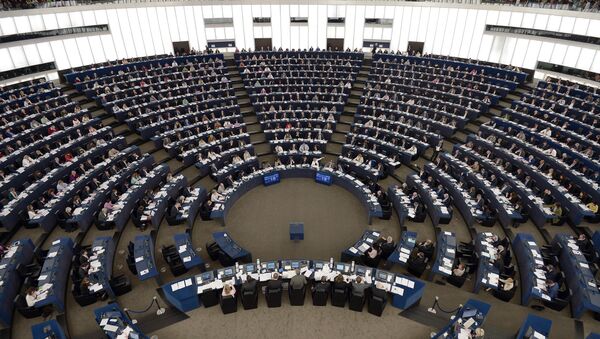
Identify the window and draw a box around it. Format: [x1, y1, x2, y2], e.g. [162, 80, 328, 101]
[253, 17, 271, 24]
[290, 17, 308, 24]
[0, 25, 109, 44]
[327, 17, 345, 24]
[204, 18, 234, 27]
[537, 61, 600, 82]
[207, 40, 235, 48]
[363, 40, 391, 48]
[486, 25, 600, 46]
[364, 18, 393, 26]
[0, 62, 55, 81]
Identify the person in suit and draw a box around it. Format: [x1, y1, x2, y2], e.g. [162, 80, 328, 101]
[79, 277, 92, 296]
[242, 275, 257, 293]
[546, 279, 559, 299]
[78, 262, 90, 280]
[290, 269, 307, 290]
[267, 272, 283, 290]
[545, 264, 560, 282]
[380, 236, 395, 260]
[170, 202, 182, 219]
[351, 276, 370, 297]
[333, 274, 348, 293]
[79, 249, 90, 265]
[416, 240, 434, 260]
[475, 194, 485, 211]
[98, 208, 108, 223]
[312, 276, 330, 294]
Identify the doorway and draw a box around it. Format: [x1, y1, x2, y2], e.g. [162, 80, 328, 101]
[407, 41, 424, 55]
[255, 38, 272, 51]
[327, 38, 344, 51]
[173, 41, 190, 55]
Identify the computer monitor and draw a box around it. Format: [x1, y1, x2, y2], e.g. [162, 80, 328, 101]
[245, 264, 255, 272]
[315, 262, 323, 269]
[267, 262, 275, 270]
[315, 172, 332, 185]
[263, 172, 280, 186]
[291, 262, 299, 269]
[378, 271, 387, 280]
[336, 263, 345, 271]
[224, 268, 233, 276]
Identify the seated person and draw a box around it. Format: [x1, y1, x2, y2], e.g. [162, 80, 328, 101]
[380, 236, 395, 260]
[333, 274, 348, 292]
[242, 275, 257, 293]
[452, 263, 466, 277]
[498, 277, 514, 291]
[351, 276, 370, 297]
[551, 202, 563, 225]
[80, 277, 92, 295]
[407, 251, 427, 274]
[25, 287, 39, 307]
[312, 276, 330, 294]
[267, 272, 282, 290]
[416, 239, 434, 260]
[222, 283, 236, 297]
[546, 279, 559, 299]
[289, 269, 307, 290]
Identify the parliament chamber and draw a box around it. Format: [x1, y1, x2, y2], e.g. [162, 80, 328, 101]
[0, 1, 599, 338]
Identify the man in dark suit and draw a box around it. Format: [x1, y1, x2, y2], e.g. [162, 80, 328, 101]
[267, 272, 282, 291]
[242, 275, 257, 293]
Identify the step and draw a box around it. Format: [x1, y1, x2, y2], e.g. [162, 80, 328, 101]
[330, 132, 347, 143]
[326, 143, 342, 154]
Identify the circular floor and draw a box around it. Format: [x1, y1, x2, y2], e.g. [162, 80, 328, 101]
[207, 178, 401, 261]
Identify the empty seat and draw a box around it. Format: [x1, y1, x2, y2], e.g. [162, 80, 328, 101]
[348, 291, 366, 312]
[367, 289, 387, 316]
[241, 287, 259, 310]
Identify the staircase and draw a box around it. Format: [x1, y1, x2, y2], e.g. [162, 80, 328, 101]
[223, 55, 273, 166]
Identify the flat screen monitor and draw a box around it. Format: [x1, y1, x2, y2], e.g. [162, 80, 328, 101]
[224, 268, 233, 275]
[263, 172, 280, 186]
[378, 272, 387, 280]
[245, 264, 255, 272]
[315, 262, 323, 269]
[267, 262, 275, 269]
[336, 263, 345, 271]
[315, 172, 332, 185]
[291, 262, 299, 269]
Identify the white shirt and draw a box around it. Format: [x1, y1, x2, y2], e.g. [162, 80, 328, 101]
[26, 293, 38, 307]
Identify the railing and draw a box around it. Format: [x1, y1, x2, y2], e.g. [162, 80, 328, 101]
[0, 0, 598, 12]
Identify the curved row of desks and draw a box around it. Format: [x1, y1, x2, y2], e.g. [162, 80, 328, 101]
[210, 165, 383, 225]
[161, 258, 425, 313]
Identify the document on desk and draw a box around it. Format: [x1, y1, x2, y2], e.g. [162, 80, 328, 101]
[533, 331, 546, 339]
[135, 257, 144, 263]
[183, 256, 191, 263]
[103, 324, 119, 333]
[391, 286, 404, 296]
[259, 273, 272, 281]
[348, 247, 358, 254]
[139, 269, 149, 276]
[47, 251, 57, 258]
[178, 245, 187, 253]
[399, 253, 409, 263]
